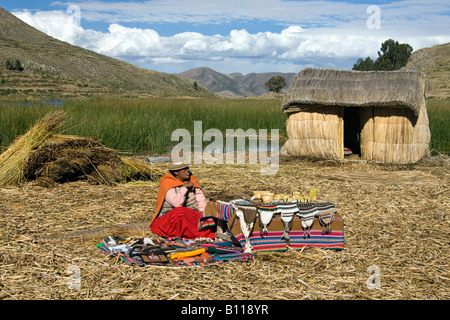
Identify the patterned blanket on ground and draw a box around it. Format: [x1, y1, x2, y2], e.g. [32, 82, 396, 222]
[98, 200, 344, 267]
[228, 201, 345, 253]
[97, 236, 253, 268]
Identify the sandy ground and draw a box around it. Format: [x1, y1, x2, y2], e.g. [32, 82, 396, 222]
[0, 155, 448, 300]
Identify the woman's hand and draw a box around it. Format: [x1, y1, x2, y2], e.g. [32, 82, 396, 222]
[182, 181, 195, 190]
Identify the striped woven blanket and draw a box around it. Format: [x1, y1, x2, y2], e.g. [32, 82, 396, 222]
[230, 201, 344, 252]
[231, 213, 344, 252]
[199, 201, 237, 230]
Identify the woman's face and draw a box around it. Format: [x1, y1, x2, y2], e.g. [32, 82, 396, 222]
[175, 168, 190, 181]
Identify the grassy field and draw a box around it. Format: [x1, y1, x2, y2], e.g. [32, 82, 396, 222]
[426, 98, 450, 154]
[0, 96, 448, 155]
[0, 96, 287, 155]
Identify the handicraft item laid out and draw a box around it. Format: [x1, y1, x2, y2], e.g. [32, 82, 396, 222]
[228, 200, 344, 253]
[97, 236, 253, 268]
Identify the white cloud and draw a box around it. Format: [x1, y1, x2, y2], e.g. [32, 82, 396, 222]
[14, 9, 84, 43]
[53, 0, 354, 25]
[52, 0, 450, 32]
[12, 1, 450, 74]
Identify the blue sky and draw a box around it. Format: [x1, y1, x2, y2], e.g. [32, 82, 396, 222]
[2, 0, 449, 74]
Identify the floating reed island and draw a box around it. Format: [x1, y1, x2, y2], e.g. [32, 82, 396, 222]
[281, 68, 431, 163]
[0, 111, 162, 187]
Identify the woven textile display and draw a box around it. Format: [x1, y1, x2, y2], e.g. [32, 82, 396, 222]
[97, 237, 253, 268]
[199, 201, 236, 229]
[229, 201, 345, 253]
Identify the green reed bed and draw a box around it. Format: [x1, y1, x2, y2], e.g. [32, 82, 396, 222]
[426, 98, 450, 155]
[2, 96, 448, 156]
[1, 97, 287, 155]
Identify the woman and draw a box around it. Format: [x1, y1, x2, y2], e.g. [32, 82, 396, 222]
[149, 162, 216, 240]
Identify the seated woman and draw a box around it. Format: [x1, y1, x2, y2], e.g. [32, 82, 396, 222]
[149, 162, 216, 240]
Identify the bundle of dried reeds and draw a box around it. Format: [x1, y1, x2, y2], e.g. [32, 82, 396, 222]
[0, 111, 66, 186]
[23, 134, 124, 185]
[0, 111, 162, 186]
[121, 157, 164, 182]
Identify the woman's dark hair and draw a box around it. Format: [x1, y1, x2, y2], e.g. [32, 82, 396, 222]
[169, 168, 191, 177]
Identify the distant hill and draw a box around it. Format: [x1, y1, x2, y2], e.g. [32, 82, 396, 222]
[178, 67, 296, 97]
[402, 42, 450, 99]
[0, 7, 215, 98]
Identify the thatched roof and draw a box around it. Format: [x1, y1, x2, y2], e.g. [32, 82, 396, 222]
[281, 68, 426, 116]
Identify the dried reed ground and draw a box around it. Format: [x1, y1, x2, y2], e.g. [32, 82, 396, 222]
[0, 155, 448, 300]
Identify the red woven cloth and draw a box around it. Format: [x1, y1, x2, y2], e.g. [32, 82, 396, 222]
[150, 207, 216, 240]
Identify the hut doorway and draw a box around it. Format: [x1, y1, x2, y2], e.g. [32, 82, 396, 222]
[343, 107, 362, 156]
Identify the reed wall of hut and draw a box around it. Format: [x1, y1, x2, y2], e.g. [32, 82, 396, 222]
[281, 68, 431, 163]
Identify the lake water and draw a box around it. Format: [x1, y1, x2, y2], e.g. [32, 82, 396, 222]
[1, 99, 64, 107]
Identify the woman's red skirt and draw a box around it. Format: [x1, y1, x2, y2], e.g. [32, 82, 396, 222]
[150, 207, 216, 240]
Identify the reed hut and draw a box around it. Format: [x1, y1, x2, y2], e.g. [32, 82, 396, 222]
[281, 68, 431, 163]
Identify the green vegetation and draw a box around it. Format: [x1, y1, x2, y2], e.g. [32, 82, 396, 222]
[353, 39, 413, 71]
[402, 43, 450, 99]
[265, 76, 287, 93]
[5, 59, 24, 71]
[426, 98, 450, 155]
[0, 97, 286, 155]
[1, 96, 448, 156]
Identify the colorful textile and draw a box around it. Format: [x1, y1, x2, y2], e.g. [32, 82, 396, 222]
[203, 201, 236, 221]
[257, 204, 278, 235]
[170, 248, 206, 260]
[150, 207, 216, 240]
[199, 201, 237, 233]
[97, 237, 253, 268]
[234, 205, 258, 252]
[230, 202, 344, 252]
[198, 217, 216, 229]
[199, 202, 220, 230]
[288, 228, 344, 250]
[216, 202, 235, 222]
[176, 252, 214, 265]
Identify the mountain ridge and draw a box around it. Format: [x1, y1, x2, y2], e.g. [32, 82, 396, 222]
[178, 67, 296, 98]
[0, 7, 215, 98]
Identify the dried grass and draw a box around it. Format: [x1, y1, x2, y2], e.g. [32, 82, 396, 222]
[121, 157, 164, 182]
[0, 112, 162, 187]
[0, 111, 66, 186]
[1, 154, 448, 300]
[282, 68, 426, 115]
